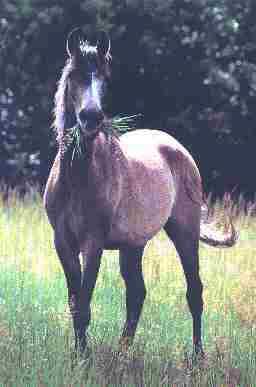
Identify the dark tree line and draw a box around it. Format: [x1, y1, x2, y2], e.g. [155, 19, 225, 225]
[1, 0, 256, 197]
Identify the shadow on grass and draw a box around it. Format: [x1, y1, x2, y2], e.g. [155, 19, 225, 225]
[68, 341, 245, 386]
[0, 313, 245, 387]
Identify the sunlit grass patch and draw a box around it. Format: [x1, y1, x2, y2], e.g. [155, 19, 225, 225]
[0, 191, 61, 277]
[0, 189, 256, 385]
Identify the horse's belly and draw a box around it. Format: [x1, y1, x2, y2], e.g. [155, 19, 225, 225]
[108, 169, 176, 246]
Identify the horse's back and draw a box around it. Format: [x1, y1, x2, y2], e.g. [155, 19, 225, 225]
[120, 129, 199, 175]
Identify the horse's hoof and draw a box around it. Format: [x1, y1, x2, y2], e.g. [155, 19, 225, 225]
[192, 344, 205, 366]
[71, 343, 92, 368]
[194, 343, 205, 357]
[118, 336, 133, 353]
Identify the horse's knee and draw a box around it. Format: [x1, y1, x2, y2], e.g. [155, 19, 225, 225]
[135, 281, 146, 306]
[54, 224, 79, 255]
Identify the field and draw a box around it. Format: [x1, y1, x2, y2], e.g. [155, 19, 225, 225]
[0, 190, 255, 386]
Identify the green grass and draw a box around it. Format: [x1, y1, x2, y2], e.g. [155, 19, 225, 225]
[0, 190, 256, 385]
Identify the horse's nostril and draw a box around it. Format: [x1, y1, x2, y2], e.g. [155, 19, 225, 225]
[79, 109, 88, 123]
[79, 109, 104, 126]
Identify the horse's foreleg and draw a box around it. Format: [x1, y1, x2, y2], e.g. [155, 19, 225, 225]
[54, 232, 82, 351]
[164, 218, 204, 356]
[80, 242, 103, 351]
[119, 246, 146, 349]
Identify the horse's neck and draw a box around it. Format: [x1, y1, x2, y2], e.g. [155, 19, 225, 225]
[58, 131, 125, 194]
[88, 132, 125, 189]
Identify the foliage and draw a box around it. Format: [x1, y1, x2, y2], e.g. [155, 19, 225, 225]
[1, 0, 256, 195]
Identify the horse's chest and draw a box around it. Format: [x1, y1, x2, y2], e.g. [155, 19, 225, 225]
[64, 191, 113, 238]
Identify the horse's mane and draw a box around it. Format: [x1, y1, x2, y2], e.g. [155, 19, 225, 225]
[53, 58, 75, 146]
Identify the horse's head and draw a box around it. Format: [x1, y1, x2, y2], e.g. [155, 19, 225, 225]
[65, 28, 111, 137]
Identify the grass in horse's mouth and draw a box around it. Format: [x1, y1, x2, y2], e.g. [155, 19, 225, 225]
[69, 114, 141, 162]
[108, 114, 142, 134]
[70, 125, 83, 162]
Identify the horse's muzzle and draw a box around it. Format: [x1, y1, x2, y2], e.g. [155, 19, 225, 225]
[79, 109, 104, 132]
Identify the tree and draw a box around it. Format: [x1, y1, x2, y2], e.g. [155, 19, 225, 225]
[1, 0, 256, 196]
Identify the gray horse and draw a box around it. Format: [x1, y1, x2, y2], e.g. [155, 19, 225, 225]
[44, 28, 237, 356]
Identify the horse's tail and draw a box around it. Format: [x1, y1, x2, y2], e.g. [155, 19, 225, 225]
[165, 144, 238, 248]
[199, 205, 238, 247]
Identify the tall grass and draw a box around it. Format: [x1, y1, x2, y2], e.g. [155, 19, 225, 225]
[0, 189, 256, 386]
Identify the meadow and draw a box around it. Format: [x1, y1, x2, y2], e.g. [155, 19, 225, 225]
[0, 189, 255, 386]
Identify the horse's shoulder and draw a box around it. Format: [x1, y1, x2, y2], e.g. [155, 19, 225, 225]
[43, 152, 63, 221]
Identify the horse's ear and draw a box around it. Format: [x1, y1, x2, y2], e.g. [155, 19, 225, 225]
[97, 31, 111, 61]
[66, 27, 86, 58]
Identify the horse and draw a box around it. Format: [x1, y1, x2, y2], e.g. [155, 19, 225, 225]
[44, 28, 237, 356]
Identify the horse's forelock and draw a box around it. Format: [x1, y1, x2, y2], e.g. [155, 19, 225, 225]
[79, 40, 97, 57]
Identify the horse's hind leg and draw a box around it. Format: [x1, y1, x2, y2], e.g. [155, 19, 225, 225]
[119, 245, 146, 349]
[164, 207, 204, 355]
